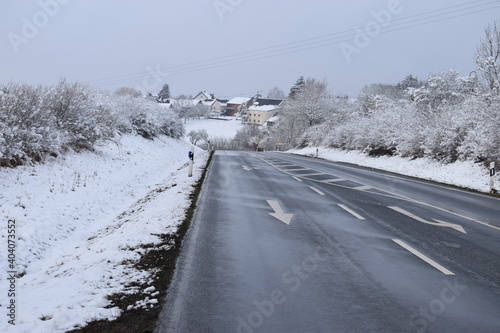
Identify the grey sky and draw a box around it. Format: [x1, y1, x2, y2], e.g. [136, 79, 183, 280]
[1, 0, 499, 98]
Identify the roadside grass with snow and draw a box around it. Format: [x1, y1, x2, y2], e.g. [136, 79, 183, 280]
[0, 135, 208, 333]
[288, 146, 497, 193]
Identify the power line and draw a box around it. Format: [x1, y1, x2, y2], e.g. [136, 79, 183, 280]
[90, 0, 499, 86]
[88, 0, 500, 88]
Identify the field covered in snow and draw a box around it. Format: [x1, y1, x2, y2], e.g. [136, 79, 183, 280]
[0, 135, 208, 332]
[184, 116, 244, 139]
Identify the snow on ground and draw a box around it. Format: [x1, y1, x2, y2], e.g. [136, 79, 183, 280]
[0, 135, 208, 333]
[184, 116, 243, 139]
[289, 147, 496, 193]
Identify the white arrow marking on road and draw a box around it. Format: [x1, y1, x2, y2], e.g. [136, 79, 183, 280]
[267, 200, 293, 225]
[389, 206, 466, 234]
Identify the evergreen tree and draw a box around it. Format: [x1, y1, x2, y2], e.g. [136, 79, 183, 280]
[289, 76, 305, 99]
[158, 83, 171, 101]
[397, 74, 420, 90]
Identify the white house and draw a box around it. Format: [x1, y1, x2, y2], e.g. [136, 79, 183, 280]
[245, 98, 284, 126]
[193, 91, 213, 101]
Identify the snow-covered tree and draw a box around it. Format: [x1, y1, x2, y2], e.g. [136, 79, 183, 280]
[275, 78, 334, 148]
[397, 74, 422, 90]
[476, 20, 500, 93]
[406, 69, 480, 113]
[284, 78, 332, 127]
[192, 103, 210, 119]
[233, 125, 262, 150]
[115, 87, 142, 98]
[187, 129, 209, 146]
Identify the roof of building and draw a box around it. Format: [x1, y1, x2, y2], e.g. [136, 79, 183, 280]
[249, 105, 280, 112]
[253, 98, 284, 107]
[202, 99, 219, 106]
[227, 97, 251, 105]
[194, 91, 213, 100]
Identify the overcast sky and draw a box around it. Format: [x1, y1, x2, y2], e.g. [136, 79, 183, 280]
[1, 0, 499, 98]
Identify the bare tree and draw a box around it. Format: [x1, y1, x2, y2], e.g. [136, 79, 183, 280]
[187, 129, 209, 146]
[476, 20, 500, 93]
[267, 87, 285, 100]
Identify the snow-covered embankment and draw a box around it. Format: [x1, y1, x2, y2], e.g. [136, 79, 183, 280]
[0, 135, 207, 333]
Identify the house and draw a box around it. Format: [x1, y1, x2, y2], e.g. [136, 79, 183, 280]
[193, 91, 214, 101]
[158, 98, 176, 109]
[245, 98, 284, 126]
[225, 94, 261, 116]
[202, 99, 221, 111]
[225, 97, 252, 116]
[217, 99, 228, 114]
[202, 99, 224, 117]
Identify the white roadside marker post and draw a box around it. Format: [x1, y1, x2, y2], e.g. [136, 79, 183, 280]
[490, 161, 496, 193]
[188, 146, 194, 177]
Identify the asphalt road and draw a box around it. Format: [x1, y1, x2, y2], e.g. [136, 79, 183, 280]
[154, 151, 500, 333]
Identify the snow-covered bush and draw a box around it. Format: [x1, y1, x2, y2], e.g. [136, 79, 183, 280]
[0, 80, 184, 167]
[44, 80, 117, 151]
[0, 80, 119, 166]
[295, 70, 499, 164]
[108, 94, 184, 140]
[0, 83, 51, 165]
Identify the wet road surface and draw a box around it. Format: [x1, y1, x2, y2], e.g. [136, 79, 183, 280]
[155, 151, 500, 333]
